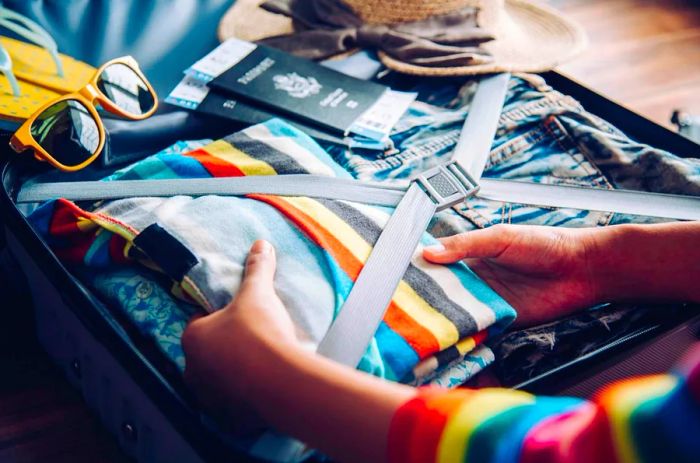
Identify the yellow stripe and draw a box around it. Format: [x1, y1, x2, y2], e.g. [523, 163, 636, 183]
[283, 196, 373, 261]
[203, 139, 277, 176]
[76, 216, 98, 232]
[603, 375, 677, 463]
[283, 196, 459, 350]
[123, 241, 134, 260]
[437, 389, 534, 463]
[393, 281, 459, 349]
[90, 217, 136, 241]
[455, 336, 477, 355]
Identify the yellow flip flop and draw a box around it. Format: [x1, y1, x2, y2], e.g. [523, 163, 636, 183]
[0, 73, 60, 123]
[1, 36, 95, 94]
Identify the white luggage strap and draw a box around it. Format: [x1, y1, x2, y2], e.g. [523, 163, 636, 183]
[17, 74, 700, 368]
[19, 175, 700, 222]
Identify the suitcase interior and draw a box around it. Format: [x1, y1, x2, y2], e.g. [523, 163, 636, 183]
[1, 71, 699, 462]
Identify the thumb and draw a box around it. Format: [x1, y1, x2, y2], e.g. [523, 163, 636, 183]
[423, 226, 514, 263]
[240, 240, 277, 293]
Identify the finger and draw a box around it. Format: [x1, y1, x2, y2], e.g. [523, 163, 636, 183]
[423, 225, 515, 263]
[240, 239, 277, 292]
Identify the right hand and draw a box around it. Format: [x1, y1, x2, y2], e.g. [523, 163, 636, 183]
[423, 224, 603, 327]
[182, 240, 299, 417]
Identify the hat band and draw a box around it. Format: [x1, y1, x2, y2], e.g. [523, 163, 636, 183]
[259, 0, 496, 68]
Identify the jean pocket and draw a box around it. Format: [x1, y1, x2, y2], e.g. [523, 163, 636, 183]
[447, 116, 616, 229]
[453, 198, 614, 229]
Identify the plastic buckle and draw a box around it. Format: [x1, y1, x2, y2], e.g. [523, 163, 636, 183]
[414, 161, 480, 211]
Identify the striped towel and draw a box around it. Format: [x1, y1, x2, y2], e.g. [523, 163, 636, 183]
[28, 119, 515, 384]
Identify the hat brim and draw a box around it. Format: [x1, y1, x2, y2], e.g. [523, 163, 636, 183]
[218, 0, 587, 76]
[378, 0, 587, 76]
[218, 0, 295, 43]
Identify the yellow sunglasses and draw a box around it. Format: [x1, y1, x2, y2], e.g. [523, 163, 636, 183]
[10, 56, 158, 172]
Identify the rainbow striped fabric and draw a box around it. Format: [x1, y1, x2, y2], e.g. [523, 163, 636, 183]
[28, 119, 515, 384]
[389, 345, 700, 463]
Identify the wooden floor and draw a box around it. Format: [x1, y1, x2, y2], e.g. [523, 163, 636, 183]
[1, 1, 699, 463]
[553, 0, 700, 129]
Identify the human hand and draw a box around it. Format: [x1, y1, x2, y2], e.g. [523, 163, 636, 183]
[182, 240, 414, 463]
[182, 240, 300, 417]
[423, 224, 602, 327]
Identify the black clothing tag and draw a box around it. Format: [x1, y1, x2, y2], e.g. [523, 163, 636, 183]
[133, 223, 198, 282]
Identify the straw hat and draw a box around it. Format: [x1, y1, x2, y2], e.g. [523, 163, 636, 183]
[218, 0, 587, 76]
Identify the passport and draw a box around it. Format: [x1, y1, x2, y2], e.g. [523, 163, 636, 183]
[165, 75, 390, 151]
[185, 39, 415, 142]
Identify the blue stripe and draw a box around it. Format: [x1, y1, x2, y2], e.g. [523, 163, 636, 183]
[510, 207, 553, 223]
[109, 156, 182, 181]
[447, 262, 517, 331]
[321, 250, 354, 319]
[83, 230, 113, 267]
[547, 209, 589, 226]
[157, 153, 212, 179]
[468, 396, 585, 463]
[632, 380, 700, 462]
[375, 321, 420, 380]
[27, 201, 55, 237]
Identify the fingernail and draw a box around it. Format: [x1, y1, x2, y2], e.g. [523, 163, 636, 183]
[251, 240, 273, 255]
[424, 243, 445, 254]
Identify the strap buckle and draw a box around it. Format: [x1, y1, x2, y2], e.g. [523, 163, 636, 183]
[414, 161, 480, 211]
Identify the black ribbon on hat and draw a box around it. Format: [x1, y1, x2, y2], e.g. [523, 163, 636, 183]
[259, 0, 495, 68]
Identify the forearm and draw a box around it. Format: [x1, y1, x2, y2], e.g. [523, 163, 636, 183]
[591, 221, 700, 303]
[240, 345, 415, 463]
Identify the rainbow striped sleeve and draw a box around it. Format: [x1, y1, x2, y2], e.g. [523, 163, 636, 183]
[389, 344, 700, 463]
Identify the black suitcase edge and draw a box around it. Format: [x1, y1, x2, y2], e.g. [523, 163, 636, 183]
[0, 160, 259, 462]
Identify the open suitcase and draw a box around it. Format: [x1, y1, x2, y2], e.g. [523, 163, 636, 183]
[1, 70, 699, 463]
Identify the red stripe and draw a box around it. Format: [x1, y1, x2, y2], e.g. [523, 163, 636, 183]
[388, 388, 448, 463]
[109, 234, 131, 264]
[383, 303, 442, 357]
[473, 329, 488, 346]
[49, 200, 97, 264]
[389, 388, 476, 463]
[185, 148, 245, 177]
[49, 199, 91, 237]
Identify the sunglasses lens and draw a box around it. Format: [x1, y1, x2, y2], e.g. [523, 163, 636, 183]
[30, 99, 100, 168]
[96, 63, 156, 116]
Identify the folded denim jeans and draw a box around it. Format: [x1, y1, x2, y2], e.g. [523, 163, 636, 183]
[326, 73, 700, 384]
[328, 73, 700, 230]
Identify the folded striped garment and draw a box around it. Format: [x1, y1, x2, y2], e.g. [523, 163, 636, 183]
[28, 119, 515, 384]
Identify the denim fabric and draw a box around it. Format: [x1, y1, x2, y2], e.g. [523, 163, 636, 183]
[326, 72, 700, 384]
[328, 74, 700, 235]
